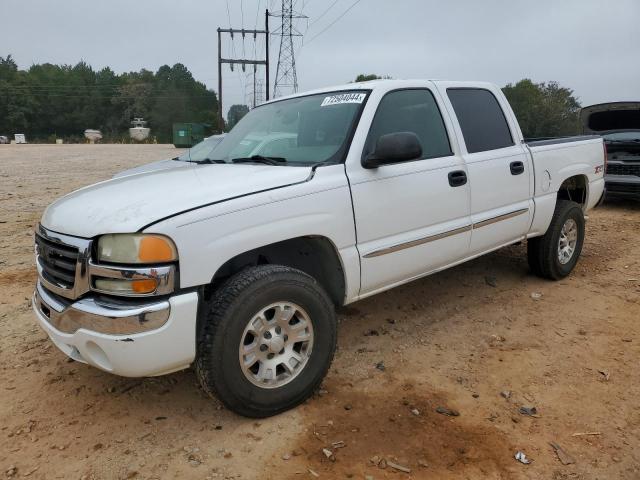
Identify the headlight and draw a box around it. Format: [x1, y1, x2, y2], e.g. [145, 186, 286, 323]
[97, 234, 178, 264]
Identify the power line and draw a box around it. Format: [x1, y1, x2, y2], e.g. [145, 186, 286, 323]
[254, 0, 262, 29]
[307, 0, 339, 27]
[2, 85, 215, 94]
[225, 0, 246, 101]
[217, 12, 270, 128]
[225, 0, 233, 31]
[4, 92, 216, 99]
[305, 0, 362, 46]
[3, 83, 138, 89]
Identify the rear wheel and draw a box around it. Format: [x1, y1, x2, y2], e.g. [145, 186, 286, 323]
[195, 265, 337, 418]
[527, 200, 585, 280]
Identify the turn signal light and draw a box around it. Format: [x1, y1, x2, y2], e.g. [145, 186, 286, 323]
[94, 278, 158, 295]
[139, 236, 176, 263]
[131, 279, 158, 293]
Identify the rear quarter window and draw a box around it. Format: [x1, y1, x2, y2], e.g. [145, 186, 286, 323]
[447, 88, 514, 153]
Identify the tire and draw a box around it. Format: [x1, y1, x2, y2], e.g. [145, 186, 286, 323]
[195, 265, 337, 418]
[527, 199, 585, 280]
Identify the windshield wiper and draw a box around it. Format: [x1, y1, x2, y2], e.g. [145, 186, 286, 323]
[190, 158, 227, 164]
[232, 155, 287, 165]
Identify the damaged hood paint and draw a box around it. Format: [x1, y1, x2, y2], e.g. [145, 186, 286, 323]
[41, 164, 312, 238]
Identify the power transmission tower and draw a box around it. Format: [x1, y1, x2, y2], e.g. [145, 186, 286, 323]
[272, 1, 306, 98]
[217, 9, 270, 131]
[256, 80, 264, 106]
[242, 68, 265, 109]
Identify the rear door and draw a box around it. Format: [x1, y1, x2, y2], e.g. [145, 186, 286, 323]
[438, 84, 532, 254]
[345, 85, 472, 296]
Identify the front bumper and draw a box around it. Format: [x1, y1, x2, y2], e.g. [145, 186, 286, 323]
[605, 174, 640, 198]
[33, 281, 199, 377]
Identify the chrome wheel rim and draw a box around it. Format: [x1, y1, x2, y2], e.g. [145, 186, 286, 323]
[558, 218, 578, 265]
[239, 302, 314, 389]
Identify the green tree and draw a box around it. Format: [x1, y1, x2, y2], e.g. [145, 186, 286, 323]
[354, 73, 389, 82]
[502, 79, 581, 139]
[0, 55, 34, 134]
[0, 56, 218, 142]
[149, 64, 218, 142]
[227, 104, 250, 130]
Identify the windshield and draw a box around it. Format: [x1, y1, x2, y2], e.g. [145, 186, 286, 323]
[603, 131, 640, 142]
[176, 135, 225, 162]
[209, 90, 369, 166]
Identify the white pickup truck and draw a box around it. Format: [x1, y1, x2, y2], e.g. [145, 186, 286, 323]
[33, 80, 606, 417]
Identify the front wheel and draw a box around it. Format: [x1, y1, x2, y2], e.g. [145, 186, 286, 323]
[527, 199, 585, 280]
[195, 265, 337, 418]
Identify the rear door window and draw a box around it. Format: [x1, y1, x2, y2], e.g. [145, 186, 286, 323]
[447, 88, 514, 153]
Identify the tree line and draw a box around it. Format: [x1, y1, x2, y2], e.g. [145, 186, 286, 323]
[0, 55, 219, 143]
[0, 54, 583, 144]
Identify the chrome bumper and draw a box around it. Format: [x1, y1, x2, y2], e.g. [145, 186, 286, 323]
[34, 281, 170, 335]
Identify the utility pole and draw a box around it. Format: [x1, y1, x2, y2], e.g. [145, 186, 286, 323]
[217, 10, 270, 131]
[265, 9, 270, 102]
[272, 1, 306, 98]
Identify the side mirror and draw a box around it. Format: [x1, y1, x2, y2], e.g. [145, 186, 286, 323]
[362, 131, 423, 169]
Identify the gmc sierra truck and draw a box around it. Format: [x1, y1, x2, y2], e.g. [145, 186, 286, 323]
[33, 80, 606, 417]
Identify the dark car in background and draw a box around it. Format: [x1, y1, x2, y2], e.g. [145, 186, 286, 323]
[582, 102, 640, 199]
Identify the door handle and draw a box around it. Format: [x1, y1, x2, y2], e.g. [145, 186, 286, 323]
[448, 170, 467, 187]
[510, 161, 525, 175]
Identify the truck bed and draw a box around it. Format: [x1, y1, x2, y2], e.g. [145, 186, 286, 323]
[526, 135, 601, 147]
[525, 135, 605, 235]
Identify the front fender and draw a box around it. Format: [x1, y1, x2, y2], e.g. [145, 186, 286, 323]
[144, 165, 361, 302]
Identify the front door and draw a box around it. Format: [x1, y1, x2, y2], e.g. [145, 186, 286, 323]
[346, 87, 472, 296]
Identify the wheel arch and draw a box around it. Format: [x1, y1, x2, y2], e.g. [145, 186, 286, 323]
[557, 174, 589, 208]
[205, 235, 347, 307]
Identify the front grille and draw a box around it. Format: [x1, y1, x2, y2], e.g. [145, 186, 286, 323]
[35, 233, 79, 289]
[606, 163, 640, 176]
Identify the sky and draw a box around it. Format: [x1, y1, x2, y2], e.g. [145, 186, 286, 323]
[2, 0, 640, 116]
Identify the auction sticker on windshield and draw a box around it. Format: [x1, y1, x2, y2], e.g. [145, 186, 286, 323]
[321, 93, 367, 107]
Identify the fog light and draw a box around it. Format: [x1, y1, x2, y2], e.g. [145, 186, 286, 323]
[94, 278, 158, 294]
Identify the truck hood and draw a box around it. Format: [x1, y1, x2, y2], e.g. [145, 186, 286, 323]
[581, 102, 640, 134]
[112, 158, 190, 178]
[41, 164, 312, 238]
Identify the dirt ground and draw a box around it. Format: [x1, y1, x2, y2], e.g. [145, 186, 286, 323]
[1, 144, 639, 480]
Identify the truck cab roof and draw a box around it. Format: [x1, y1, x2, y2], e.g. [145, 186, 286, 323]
[261, 79, 500, 105]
